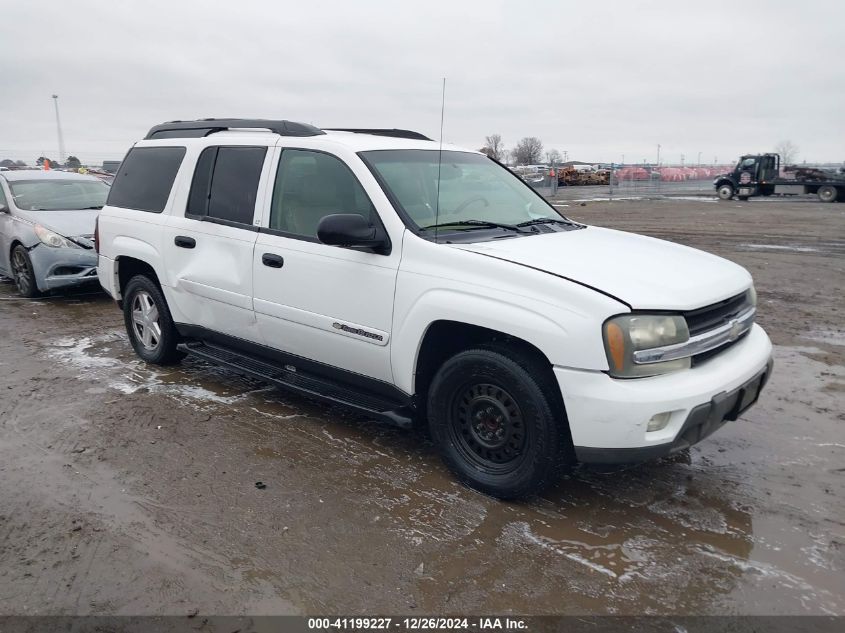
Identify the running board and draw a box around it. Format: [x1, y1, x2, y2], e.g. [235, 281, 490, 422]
[177, 341, 414, 428]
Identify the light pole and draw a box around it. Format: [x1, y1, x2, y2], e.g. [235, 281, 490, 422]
[52, 94, 66, 164]
[656, 144, 661, 167]
[697, 151, 702, 167]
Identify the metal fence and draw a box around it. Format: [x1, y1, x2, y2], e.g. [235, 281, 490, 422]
[526, 163, 728, 201]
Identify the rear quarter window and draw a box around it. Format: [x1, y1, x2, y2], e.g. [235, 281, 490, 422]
[107, 146, 186, 213]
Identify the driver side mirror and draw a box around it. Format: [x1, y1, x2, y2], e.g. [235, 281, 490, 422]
[0, 203, 9, 214]
[317, 214, 389, 254]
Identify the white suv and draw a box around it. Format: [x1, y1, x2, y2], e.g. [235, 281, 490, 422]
[96, 119, 773, 498]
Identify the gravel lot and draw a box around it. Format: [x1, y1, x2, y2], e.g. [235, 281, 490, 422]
[0, 197, 842, 616]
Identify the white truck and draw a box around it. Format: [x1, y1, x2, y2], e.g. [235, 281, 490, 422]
[96, 119, 773, 498]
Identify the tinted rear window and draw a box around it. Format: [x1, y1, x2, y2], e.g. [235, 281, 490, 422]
[107, 146, 186, 212]
[186, 146, 266, 225]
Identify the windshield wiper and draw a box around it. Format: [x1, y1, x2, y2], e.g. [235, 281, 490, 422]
[78, 205, 104, 210]
[420, 219, 529, 233]
[516, 217, 580, 228]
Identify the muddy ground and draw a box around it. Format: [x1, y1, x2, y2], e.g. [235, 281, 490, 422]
[0, 198, 842, 616]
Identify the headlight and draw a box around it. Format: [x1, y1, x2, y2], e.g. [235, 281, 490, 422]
[748, 285, 757, 307]
[603, 314, 690, 378]
[34, 224, 79, 249]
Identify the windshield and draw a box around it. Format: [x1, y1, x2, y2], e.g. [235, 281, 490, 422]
[8, 179, 110, 211]
[361, 150, 569, 233]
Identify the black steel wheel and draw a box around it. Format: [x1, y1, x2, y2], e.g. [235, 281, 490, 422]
[10, 245, 39, 297]
[451, 382, 526, 473]
[427, 344, 572, 499]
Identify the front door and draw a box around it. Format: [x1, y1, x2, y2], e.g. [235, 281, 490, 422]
[163, 144, 271, 342]
[252, 148, 400, 383]
[736, 156, 760, 186]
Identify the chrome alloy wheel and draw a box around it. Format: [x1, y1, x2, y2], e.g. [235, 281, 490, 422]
[131, 290, 162, 351]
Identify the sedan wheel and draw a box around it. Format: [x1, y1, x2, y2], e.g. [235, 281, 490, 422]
[10, 245, 39, 297]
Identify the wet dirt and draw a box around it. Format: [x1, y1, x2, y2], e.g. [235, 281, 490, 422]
[0, 198, 842, 615]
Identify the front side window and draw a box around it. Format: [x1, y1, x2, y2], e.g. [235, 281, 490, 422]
[9, 178, 110, 211]
[360, 150, 568, 234]
[186, 146, 266, 225]
[269, 149, 376, 238]
[108, 146, 186, 213]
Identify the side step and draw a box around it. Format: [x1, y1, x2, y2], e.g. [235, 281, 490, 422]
[177, 341, 414, 428]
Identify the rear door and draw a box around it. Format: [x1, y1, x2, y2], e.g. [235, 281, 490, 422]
[252, 147, 400, 383]
[163, 144, 272, 342]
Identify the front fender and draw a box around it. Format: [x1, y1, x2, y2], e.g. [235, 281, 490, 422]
[391, 286, 616, 395]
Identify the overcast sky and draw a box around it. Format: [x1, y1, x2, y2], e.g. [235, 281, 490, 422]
[1, 0, 843, 165]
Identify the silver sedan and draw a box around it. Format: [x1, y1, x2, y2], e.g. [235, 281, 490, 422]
[0, 170, 108, 297]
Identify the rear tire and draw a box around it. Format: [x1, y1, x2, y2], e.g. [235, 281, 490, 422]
[818, 185, 837, 203]
[122, 275, 184, 365]
[717, 184, 735, 200]
[10, 245, 40, 298]
[427, 344, 571, 499]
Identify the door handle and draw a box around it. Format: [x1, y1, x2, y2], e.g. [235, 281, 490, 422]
[174, 236, 196, 249]
[262, 253, 284, 268]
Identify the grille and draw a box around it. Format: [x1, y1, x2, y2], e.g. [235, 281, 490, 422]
[684, 291, 751, 336]
[684, 291, 753, 366]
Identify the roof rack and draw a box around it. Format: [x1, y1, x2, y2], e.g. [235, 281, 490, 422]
[323, 128, 432, 141]
[145, 118, 325, 140]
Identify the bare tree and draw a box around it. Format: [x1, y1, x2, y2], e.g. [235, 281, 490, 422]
[479, 134, 505, 161]
[775, 140, 799, 165]
[513, 137, 544, 165]
[545, 149, 562, 165]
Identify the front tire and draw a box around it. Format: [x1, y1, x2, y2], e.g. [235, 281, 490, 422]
[427, 345, 571, 499]
[122, 275, 184, 365]
[717, 183, 735, 200]
[10, 245, 40, 298]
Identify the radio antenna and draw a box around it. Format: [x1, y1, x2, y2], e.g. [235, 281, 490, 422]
[434, 77, 446, 242]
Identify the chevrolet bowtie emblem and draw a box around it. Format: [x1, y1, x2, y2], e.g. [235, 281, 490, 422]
[728, 319, 742, 341]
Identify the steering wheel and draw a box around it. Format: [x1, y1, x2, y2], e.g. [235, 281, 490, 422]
[453, 196, 489, 214]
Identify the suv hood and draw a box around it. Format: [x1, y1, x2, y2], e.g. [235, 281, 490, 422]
[14, 209, 98, 238]
[453, 226, 751, 310]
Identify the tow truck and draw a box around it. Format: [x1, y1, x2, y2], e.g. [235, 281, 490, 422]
[714, 153, 845, 202]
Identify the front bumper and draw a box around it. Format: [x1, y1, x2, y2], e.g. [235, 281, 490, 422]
[29, 244, 99, 291]
[555, 324, 773, 463]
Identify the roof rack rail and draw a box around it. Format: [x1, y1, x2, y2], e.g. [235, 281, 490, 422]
[145, 118, 325, 140]
[323, 128, 432, 141]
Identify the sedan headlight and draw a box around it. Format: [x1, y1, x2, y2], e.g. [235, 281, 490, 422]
[603, 314, 690, 378]
[34, 224, 79, 249]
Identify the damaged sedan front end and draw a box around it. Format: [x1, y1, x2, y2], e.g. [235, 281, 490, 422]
[0, 170, 107, 296]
